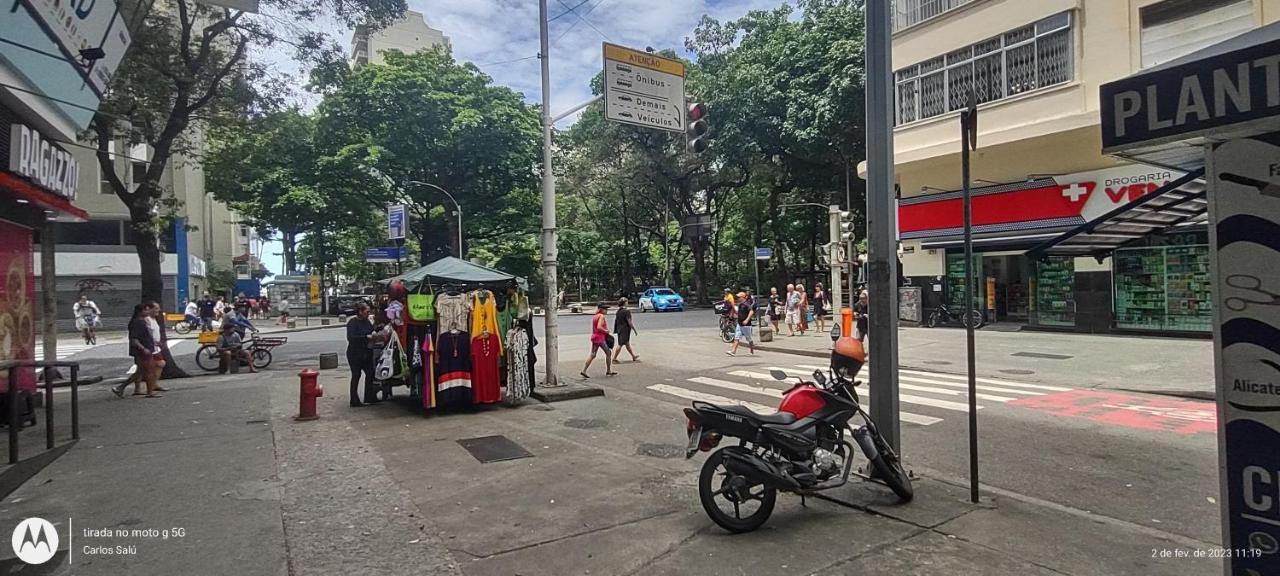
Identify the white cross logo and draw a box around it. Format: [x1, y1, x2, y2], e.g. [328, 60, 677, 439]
[1061, 183, 1090, 202]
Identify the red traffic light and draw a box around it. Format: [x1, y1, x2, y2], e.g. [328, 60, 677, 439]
[688, 103, 706, 122]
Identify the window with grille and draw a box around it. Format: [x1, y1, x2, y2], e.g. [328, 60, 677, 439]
[894, 12, 1074, 126]
[893, 0, 979, 32]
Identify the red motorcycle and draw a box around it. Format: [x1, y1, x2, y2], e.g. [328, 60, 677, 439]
[683, 337, 912, 533]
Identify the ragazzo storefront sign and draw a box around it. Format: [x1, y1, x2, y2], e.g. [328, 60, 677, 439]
[7, 123, 79, 200]
[1102, 35, 1280, 154]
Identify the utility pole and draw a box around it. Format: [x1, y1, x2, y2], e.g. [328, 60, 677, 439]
[828, 205, 842, 327]
[538, 0, 561, 387]
[865, 0, 901, 452]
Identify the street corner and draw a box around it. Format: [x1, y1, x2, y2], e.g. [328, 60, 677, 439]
[1008, 389, 1217, 435]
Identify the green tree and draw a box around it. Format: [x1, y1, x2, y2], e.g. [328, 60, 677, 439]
[313, 48, 542, 266]
[206, 108, 328, 274]
[90, 0, 406, 304]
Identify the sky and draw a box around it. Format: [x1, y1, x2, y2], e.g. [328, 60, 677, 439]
[260, 0, 789, 276]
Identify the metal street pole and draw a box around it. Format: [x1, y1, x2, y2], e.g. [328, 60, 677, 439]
[961, 99, 980, 504]
[538, 0, 561, 387]
[865, 0, 901, 452]
[828, 205, 842, 328]
[408, 181, 464, 259]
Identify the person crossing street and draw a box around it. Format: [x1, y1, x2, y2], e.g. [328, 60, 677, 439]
[726, 291, 756, 356]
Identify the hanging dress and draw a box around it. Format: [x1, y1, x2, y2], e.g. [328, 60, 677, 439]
[470, 290, 502, 348]
[421, 332, 437, 410]
[435, 331, 472, 408]
[505, 326, 531, 404]
[471, 331, 502, 404]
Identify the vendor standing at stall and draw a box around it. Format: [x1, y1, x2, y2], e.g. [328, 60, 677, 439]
[346, 303, 382, 407]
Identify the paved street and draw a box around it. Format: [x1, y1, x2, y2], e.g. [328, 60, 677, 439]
[3, 311, 1224, 574]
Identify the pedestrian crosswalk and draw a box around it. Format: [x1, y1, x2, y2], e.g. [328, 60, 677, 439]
[647, 363, 1069, 427]
[33, 341, 100, 362]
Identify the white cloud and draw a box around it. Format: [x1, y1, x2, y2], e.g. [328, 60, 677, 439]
[416, 0, 787, 125]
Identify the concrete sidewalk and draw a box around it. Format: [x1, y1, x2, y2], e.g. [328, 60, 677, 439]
[0, 367, 459, 575]
[2, 359, 1220, 575]
[754, 324, 1214, 398]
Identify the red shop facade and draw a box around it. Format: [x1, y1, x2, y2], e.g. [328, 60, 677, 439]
[0, 102, 89, 396]
[897, 163, 1211, 335]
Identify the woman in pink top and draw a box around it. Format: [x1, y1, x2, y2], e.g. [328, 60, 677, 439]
[580, 302, 616, 378]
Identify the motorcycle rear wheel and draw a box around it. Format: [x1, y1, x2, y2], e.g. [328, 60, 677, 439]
[699, 448, 776, 533]
[925, 310, 942, 328]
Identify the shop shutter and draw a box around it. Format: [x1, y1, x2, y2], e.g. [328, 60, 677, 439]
[1141, 0, 1254, 69]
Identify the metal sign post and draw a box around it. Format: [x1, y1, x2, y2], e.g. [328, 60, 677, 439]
[753, 247, 771, 298]
[961, 97, 980, 504]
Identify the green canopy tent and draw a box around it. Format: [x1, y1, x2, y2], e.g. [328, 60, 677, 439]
[383, 256, 529, 292]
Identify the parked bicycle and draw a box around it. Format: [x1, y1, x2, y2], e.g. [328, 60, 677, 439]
[925, 303, 984, 329]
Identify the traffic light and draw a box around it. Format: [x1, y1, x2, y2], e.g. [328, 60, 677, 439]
[838, 210, 855, 243]
[686, 102, 709, 154]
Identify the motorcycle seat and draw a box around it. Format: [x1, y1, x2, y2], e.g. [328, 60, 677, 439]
[720, 405, 796, 425]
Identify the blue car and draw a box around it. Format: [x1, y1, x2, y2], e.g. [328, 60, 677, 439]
[639, 287, 684, 312]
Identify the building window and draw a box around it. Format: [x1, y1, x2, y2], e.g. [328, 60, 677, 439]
[1140, 0, 1254, 69]
[894, 12, 1074, 126]
[893, 0, 978, 32]
[53, 221, 124, 245]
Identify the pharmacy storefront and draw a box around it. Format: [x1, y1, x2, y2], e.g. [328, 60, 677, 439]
[897, 163, 1210, 334]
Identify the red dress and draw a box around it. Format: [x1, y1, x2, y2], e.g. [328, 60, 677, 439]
[471, 332, 502, 404]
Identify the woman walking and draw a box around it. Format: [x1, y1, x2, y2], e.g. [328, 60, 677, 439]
[813, 282, 830, 334]
[118, 303, 164, 397]
[612, 298, 639, 363]
[796, 283, 809, 335]
[580, 303, 616, 378]
[768, 287, 783, 333]
[346, 303, 380, 407]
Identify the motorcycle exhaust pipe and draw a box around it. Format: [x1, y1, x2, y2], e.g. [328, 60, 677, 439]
[723, 450, 801, 491]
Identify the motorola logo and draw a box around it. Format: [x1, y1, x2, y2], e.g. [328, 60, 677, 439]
[11, 517, 59, 565]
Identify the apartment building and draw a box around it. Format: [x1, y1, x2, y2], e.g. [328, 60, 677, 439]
[889, 0, 1280, 335]
[32, 140, 263, 330]
[350, 10, 450, 66]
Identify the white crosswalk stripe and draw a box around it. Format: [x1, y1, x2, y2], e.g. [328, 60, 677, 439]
[645, 363, 1076, 429]
[33, 342, 98, 362]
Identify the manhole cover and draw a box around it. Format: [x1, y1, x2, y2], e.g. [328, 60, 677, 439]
[923, 360, 952, 365]
[563, 418, 608, 429]
[999, 369, 1035, 375]
[457, 435, 533, 463]
[1011, 352, 1073, 360]
[636, 443, 683, 459]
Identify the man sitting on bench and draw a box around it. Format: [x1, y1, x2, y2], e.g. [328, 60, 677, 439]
[217, 322, 256, 373]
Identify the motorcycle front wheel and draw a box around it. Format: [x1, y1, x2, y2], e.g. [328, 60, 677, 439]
[699, 447, 776, 533]
[866, 429, 914, 502]
[925, 310, 942, 328]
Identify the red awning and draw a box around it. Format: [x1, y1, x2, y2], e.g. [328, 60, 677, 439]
[0, 171, 89, 222]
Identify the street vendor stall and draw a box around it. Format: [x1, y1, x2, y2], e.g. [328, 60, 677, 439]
[378, 257, 535, 412]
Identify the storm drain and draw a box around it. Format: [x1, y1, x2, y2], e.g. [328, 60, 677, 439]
[563, 418, 608, 429]
[1011, 352, 1073, 360]
[457, 435, 533, 463]
[636, 443, 684, 459]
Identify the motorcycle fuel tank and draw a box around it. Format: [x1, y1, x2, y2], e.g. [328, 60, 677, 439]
[779, 385, 826, 419]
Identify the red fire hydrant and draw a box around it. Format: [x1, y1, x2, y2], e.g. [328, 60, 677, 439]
[296, 368, 323, 421]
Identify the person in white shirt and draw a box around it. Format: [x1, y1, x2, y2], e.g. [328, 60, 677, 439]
[73, 294, 101, 345]
[183, 299, 199, 326]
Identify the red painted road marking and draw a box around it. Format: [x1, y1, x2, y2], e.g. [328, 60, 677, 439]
[1009, 389, 1216, 434]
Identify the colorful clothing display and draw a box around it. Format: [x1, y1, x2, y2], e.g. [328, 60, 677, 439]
[435, 331, 473, 407]
[470, 290, 502, 348]
[471, 332, 502, 404]
[505, 327, 531, 404]
[435, 293, 471, 333]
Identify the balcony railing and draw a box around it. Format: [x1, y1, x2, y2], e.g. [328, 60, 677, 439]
[893, 0, 978, 32]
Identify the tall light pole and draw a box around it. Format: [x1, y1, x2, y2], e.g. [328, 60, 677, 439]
[407, 180, 464, 259]
[865, 0, 901, 452]
[538, 0, 562, 387]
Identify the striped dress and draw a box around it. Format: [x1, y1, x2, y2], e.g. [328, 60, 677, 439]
[435, 331, 472, 408]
